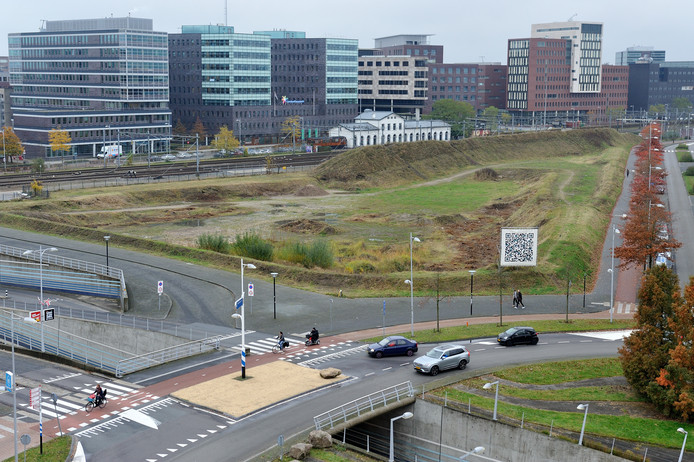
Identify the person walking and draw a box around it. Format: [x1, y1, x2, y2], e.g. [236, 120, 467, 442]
[512, 289, 519, 309]
[517, 290, 525, 309]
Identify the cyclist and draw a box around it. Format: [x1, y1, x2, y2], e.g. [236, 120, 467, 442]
[276, 331, 286, 351]
[94, 384, 104, 406]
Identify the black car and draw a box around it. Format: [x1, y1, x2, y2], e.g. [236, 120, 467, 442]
[497, 327, 539, 346]
[367, 335, 418, 358]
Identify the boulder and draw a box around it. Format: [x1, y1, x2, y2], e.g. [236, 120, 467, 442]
[288, 442, 312, 460]
[308, 430, 333, 448]
[320, 368, 342, 379]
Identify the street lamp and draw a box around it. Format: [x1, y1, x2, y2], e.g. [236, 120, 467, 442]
[483, 380, 500, 420]
[468, 270, 476, 316]
[460, 446, 485, 461]
[233, 259, 256, 379]
[648, 165, 662, 192]
[22, 246, 58, 353]
[104, 235, 110, 269]
[389, 411, 413, 462]
[406, 233, 420, 337]
[609, 227, 620, 323]
[677, 427, 688, 462]
[270, 272, 278, 319]
[577, 403, 589, 445]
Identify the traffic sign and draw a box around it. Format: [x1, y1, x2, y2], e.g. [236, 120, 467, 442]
[248, 283, 254, 296]
[157, 280, 164, 294]
[44, 308, 55, 321]
[30, 387, 41, 409]
[30, 311, 41, 322]
[235, 296, 244, 310]
[5, 371, 12, 392]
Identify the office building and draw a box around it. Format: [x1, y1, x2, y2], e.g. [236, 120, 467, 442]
[8, 17, 171, 159]
[507, 21, 628, 125]
[427, 63, 507, 111]
[0, 57, 10, 128]
[168, 26, 358, 143]
[374, 34, 443, 64]
[628, 62, 694, 111]
[616, 46, 665, 65]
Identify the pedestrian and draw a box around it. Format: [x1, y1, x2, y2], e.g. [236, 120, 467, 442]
[517, 290, 525, 309]
[626, 168, 629, 177]
[512, 289, 519, 309]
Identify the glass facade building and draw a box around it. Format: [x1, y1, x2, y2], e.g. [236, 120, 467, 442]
[8, 17, 171, 158]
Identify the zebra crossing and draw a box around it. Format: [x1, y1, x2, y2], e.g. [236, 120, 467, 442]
[16, 380, 139, 423]
[613, 302, 637, 314]
[227, 334, 306, 355]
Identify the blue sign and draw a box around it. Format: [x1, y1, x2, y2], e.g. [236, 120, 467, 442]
[5, 371, 13, 392]
[235, 296, 244, 310]
[383, 300, 386, 316]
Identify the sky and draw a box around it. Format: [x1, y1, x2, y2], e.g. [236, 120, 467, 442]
[1, 0, 691, 64]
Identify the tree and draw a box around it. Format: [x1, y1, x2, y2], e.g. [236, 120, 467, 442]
[2, 126, 23, 163]
[49, 126, 72, 160]
[211, 125, 239, 155]
[281, 116, 301, 152]
[482, 106, 499, 132]
[425, 99, 475, 138]
[173, 119, 188, 136]
[670, 97, 692, 111]
[649, 104, 667, 116]
[191, 117, 206, 139]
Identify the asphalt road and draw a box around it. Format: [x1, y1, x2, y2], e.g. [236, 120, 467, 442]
[665, 142, 694, 289]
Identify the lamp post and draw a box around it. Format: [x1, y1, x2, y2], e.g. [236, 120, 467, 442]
[609, 226, 620, 323]
[468, 270, 476, 316]
[405, 233, 420, 337]
[233, 259, 256, 379]
[389, 411, 413, 462]
[483, 380, 500, 420]
[648, 165, 662, 192]
[460, 446, 485, 461]
[2, 128, 6, 173]
[577, 403, 589, 445]
[10, 312, 18, 462]
[271, 272, 278, 319]
[104, 235, 110, 269]
[22, 246, 58, 353]
[677, 427, 688, 462]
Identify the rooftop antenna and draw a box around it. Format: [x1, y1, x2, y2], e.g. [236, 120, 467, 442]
[225, 0, 228, 26]
[479, 55, 485, 63]
[568, 13, 577, 22]
[39, 19, 46, 31]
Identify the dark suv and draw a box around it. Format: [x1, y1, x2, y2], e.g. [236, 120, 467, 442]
[497, 327, 539, 346]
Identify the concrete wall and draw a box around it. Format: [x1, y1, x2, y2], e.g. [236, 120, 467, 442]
[362, 401, 623, 462]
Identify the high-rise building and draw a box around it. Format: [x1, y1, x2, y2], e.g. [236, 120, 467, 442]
[374, 34, 443, 64]
[8, 17, 171, 159]
[616, 46, 665, 65]
[507, 21, 628, 125]
[0, 56, 10, 128]
[628, 62, 694, 111]
[168, 26, 358, 143]
[427, 62, 507, 111]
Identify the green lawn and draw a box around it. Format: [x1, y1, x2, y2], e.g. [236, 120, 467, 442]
[2, 435, 71, 462]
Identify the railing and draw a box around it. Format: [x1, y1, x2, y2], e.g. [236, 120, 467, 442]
[314, 381, 415, 432]
[115, 335, 227, 377]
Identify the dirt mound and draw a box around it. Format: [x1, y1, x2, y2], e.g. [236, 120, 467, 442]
[279, 219, 338, 235]
[295, 184, 329, 196]
[474, 168, 499, 180]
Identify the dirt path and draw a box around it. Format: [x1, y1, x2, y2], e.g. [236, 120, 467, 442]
[557, 169, 575, 204]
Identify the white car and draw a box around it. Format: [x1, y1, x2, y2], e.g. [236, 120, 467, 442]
[160, 154, 176, 161]
[413, 344, 470, 376]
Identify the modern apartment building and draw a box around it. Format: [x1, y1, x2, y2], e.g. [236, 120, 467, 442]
[628, 62, 694, 111]
[374, 35, 443, 64]
[427, 62, 507, 111]
[507, 21, 628, 125]
[8, 17, 171, 159]
[168, 25, 358, 143]
[0, 57, 10, 128]
[616, 46, 665, 65]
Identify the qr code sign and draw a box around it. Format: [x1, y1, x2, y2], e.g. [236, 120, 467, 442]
[500, 228, 538, 267]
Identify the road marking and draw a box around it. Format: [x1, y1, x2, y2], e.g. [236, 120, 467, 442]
[382, 367, 392, 371]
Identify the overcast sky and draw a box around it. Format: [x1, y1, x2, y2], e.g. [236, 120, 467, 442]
[1, 0, 691, 64]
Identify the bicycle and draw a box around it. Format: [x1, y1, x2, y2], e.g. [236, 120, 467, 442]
[272, 339, 289, 354]
[85, 390, 108, 412]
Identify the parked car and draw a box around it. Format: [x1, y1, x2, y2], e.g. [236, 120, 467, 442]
[160, 154, 176, 161]
[497, 326, 539, 346]
[177, 151, 194, 159]
[413, 344, 470, 376]
[367, 335, 418, 358]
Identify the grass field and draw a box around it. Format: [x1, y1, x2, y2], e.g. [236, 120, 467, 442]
[1, 129, 639, 296]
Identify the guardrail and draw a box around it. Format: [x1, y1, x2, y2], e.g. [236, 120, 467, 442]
[115, 335, 226, 377]
[314, 381, 415, 432]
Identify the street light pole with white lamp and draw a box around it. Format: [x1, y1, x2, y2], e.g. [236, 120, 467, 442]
[104, 235, 110, 269]
[232, 259, 256, 379]
[459, 446, 485, 461]
[677, 427, 688, 462]
[468, 270, 476, 316]
[608, 226, 620, 323]
[483, 380, 500, 420]
[22, 246, 58, 353]
[271, 272, 278, 319]
[577, 403, 590, 445]
[389, 411, 413, 462]
[406, 233, 420, 337]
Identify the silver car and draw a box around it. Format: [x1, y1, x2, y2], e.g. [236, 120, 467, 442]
[413, 344, 470, 376]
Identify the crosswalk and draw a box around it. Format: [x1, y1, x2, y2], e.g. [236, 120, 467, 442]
[613, 302, 637, 314]
[16, 379, 140, 423]
[227, 334, 307, 355]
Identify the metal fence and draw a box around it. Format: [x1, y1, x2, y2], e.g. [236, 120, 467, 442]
[313, 381, 415, 432]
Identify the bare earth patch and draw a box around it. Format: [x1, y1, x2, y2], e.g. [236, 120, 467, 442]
[171, 361, 345, 417]
[279, 219, 338, 235]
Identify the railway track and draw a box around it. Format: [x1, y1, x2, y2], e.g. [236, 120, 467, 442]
[0, 151, 337, 190]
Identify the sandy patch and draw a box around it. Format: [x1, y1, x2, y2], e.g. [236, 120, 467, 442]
[171, 361, 344, 417]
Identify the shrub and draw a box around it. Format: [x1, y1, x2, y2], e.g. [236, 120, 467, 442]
[680, 152, 694, 163]
[685, 166, 694, 176]
[280, 240, 333, 268]
[677, 143, 688, 150]
[196, 233, 230, 253]
[232, 232, 273, 261]
[345, 259, 376, 274]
